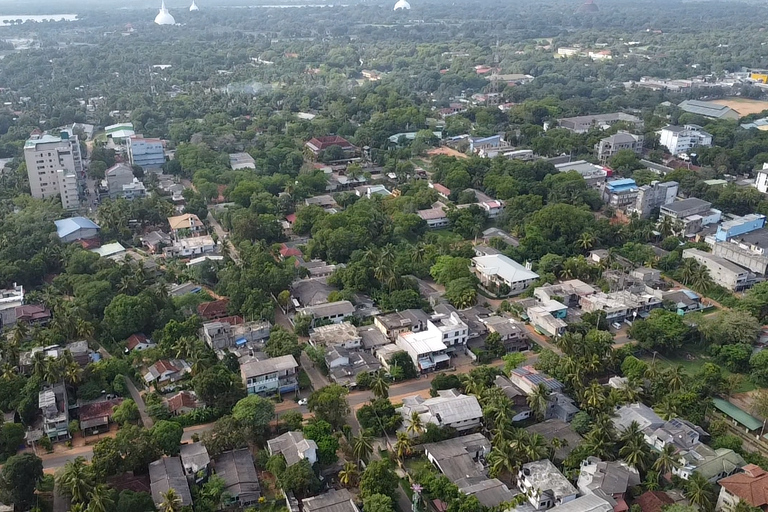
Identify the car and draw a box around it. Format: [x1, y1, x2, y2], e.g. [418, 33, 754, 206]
[611, 322, 622, 330]
[297, 398, 308, 406]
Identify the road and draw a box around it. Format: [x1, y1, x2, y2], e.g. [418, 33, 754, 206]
[124, 376, 153, 429]
[207, 211, 240, 264]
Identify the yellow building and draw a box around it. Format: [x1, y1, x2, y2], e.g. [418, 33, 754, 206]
[750, 71, 768, 83]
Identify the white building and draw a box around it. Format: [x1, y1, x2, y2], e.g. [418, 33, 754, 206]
[267, 431, 318, 467]
[518, 459, 578, 510]
[398, 389, 482, 434]
[755, 163, 768, 194]
[472, 254, 539, 296]
[128, 136, 166, 168]
[24, 132, 84, 210]
[418, 207, 450, 228]
[122, 178, 147, 200]
[163, 235, 216, 258]
[296, 301, 355, 327]
[105, 163, 135, 198]
[659, 125, 713, 156]
[229, 152, 256, 170]
[240, 355, 299, 396]
[595, 132, 644, 163]
[682, 248, 755, 291]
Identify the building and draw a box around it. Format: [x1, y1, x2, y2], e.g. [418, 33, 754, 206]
[374, 309, 430, 341]
[634, 181, 679, 218]
[418, 206, 450, 229]
[579, 290, 662, 324]
[105, 123, 135, 142]
[202, 319, 271, 350]
[79, 398, 122, 435]
[39, 384, 69, 441]
[601, 178, 639, 208]
[309, 322, 361, 349]
[267, 431, 318, 466]
[716, 464, 768, 511]
[393, 312, 469, 371]
[678, 100, 740, 120]
[141, 230, 172, 253]
[229, 152, 256, 170]
[214, 449, 261, 507]
[128, 136, 165, 168]
[479, 200, 505, 219]
[534, 280, 596, 308]
[557, 113, 643, 134]
[595, 132, 644, 163]
[144, 359, 191, 385]
[517, 459, 578, 510]
[14, 304, 51, 327]
[553, 160, 609, 187]
[612, 403, 664, 434]
[493, 376, 532, 421]
[635, 491, 674, 512]
[305, 136, 357, 159]
[164, 235, 216, 258]
[303, 490, 359, 512]
[0, 284, 24, 329]
[167, 213, 205, 238]
[712, 237, 768, 276]
[296, 301, 355, 327]
[527, 420, 584, 462]
[398, 389, 483, 434]
[546, 393, 580, 422]
[549, 495, 613, 512]
[660, 198, 721, 235]
[472, 254, 539, 296]
[324, 346, 381, 386]
[179, 442, 210, 484]
[54, 216, 100, 243]
[197, 299, 230, 321]
[508, 366, 564, 395]
[482, 316, 530, 352]
[682, 248, 754, 291]
[105, 163, 135, 198]
[577, 457, 640, 508]
[659, 125, 713, 155]
[755, 163, 768, 194]
[167, 391, 202, 415]
[527, 301, 568, 338]
[149, 457, 193, 508]
[482, 227, 519, 247]
[24, 132, 84, 209]
[122, 178, 147, 200]
[715, 214, 766, 242]
[240, 354, 299, 396]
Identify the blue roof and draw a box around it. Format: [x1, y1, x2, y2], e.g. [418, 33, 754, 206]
[54, 217, 100, 238]
[682, 290, 700, 299]
[606, 178, 637, 192]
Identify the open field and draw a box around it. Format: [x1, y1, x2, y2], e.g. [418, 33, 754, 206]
[427, 147, 468, 159]
[708, 97, 768, 116]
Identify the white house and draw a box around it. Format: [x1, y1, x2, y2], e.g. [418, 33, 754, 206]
[472, 254, 539, 296]
[397, 389, 483, 434]
[659, 125, 713, 156]
[267, 431, 318, 466]
[518, 459, 578, 510]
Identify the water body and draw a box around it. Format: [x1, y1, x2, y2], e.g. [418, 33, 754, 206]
[0, 14, 78, 24]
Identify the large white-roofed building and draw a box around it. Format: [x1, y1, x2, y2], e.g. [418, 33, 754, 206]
[397, 389, 483, 434]
[155, 1, 176, 25]
[472, 253, 539, 296]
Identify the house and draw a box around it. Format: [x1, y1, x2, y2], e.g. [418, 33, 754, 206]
[304, 194, 339, 210]
[418, 206, 450, 229]
[105, 163, 135, 198]
[517, 459, 578, 510]
[595, 132, 644, 163]
[527, 301, 569, 338]
[756, 163, 768, 195]
[423, 433, 491, 480]
[167, 391, 202, 415]
[375, 309, 430, 341]
[482, 227, 519, 247]
[167, 213, 205, 238]
[229, 152, 256, 170]
[325, 346, 382, 386]
[456, 477, 519, 508]
[290, 277, 335, 308]
[149, 457, 193, 508]
[494, 376, 531, 421]
[527, 420, 584, 462]
[54, 217, 100, 243]
[202, 319, 271, 350]
[660, 198, 721, 235]
[635, 491, 675, 512]
[91, 242, 127, 259]
[659, 125, 713, 155]
[197, 299, 230, 320]
[602, 179, 639, 208]
[13, 304, 51, 327]
[214, 449, 261, 507]
[635, 181, 679, 218]
[141, 230, 172, 253]
[549, 494, 613, 512]
[482, 316, 530, 352]
[479, 200, 504, 219]
[678, 100, 740, 120]
[677, 444, 745, 482]
[126, 333, 154, 352]
[430, 182, 452, 199]
[296, 301, 355, 327]
[578, 290, 663, 324]
[303, 489, 359, 512]
[472, 254, 539, 296]
[144, 359, 192, 385]
[305, 136, 357, 159]
[534, 280, 596, 308]
[163, 235, 216, 258]
[577, 457, 640, 510]
[612, 403, 664, 434]
[509, 366, 564, 395]
[717, 464, 768, 511]
[267, 431, 318, 466]
[397, 389, 483, 434]
[309, 322, 361, 349]
[682, 248, 754, 291]
[179, 442, 210, 484]
[394, 323, 449, 373]
[546, 393, 580, 423]
[39, 383, 69, 441]
[358, 325, 392, 353]
[0, 284, 24, 329]
[355, 184, 392, 198]
[557, 113, 643, 134]
[78, 398, 123, 435]
[240, 354, 299, 396]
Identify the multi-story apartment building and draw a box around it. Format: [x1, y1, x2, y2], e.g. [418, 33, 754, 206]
[595, 132, 644, 163]
[24, 132, 84, 210]
[128, 136, 166, 168]
[634, 181, 679, 218]
[682, 248, 755, 291]
[240, 355, 299, 396]
[601, 178, 639, 208]
[659, 124, 713, 155]
[39, 383, 69, 441]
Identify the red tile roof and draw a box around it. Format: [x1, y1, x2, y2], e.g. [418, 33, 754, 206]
[285, 213, 297, 224]
[719, 464, 768, 508]
[14, 304, 51, 322]
[197, 299, 230, 320]
[79, 398, 123, 421]
[126, 333, 148, 350]
[153, 360, 179, 374]
[306, 135, 355, 151]
[635, 491, 674, 512]
[77, 238, 102, 250]
[280, 245, 302, 258]
[432, 183, 451, 196]
[167, 391, 199, 413]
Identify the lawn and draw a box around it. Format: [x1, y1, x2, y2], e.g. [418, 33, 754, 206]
[640, 345, 756, 393]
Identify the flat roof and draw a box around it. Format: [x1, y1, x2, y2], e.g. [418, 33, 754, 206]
[240, 354, 298, 378]
[661, 197, 711, 213]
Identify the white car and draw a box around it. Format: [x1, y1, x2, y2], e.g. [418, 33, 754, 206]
[297, 398, 308, 406]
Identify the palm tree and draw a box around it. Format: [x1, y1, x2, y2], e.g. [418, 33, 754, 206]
[352, 432, 373, 464]
[56, 457, 95, 504]
[43, 356, 63, 385]
[619, 421, 644, 445]
[655, 397, 681, 420]
[394, 432, 412, 461]
[652, 444, 678, 476]
[522, 432, 550, 462]
[75, 319, 94, 341]
[158, 489, 183, 512]
[338, 462, 359, 487]
[11, 321, 28, 347]
[578, 232, 595, 251]
[86, 485, 114, 512]
[680, 258, 697, 285]
[32, 350, 48, 380]
[0, 363, 16, 381]
[658, 216, 674, 238]
[684, 473, 715, 512]
[63, 362, 82, 388]
[582, 381, 606, 414]
[666, 365, 686, 392]
[584, 427, 614, 460]
[69, 504, 87, 512]
[527, 383, 550, 421]
[173, 336, 198, 359]
[692, 265, 714, 292]
[619, 435, 650, 471]
[370, 372, 389, 399]
[406, 411, 425, 436]
[487, 444, 517, 479]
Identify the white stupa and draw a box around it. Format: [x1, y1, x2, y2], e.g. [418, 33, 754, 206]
[190, 0, 199, 11]
[394, 0, 411, 9]
[154, 1, 176, 25]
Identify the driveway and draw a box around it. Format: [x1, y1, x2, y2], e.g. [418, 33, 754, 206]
[124, 376, 153, 429]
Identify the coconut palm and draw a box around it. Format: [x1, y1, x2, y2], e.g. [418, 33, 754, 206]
[31, 350, 48, 381]
[352, 432, 373, 463]
[578, 232, 595, 250]
[158, 488, 183, 512]
[406, 410, 425, 436]
[619, 435, 650, 471]
[0, 363, 16, 381]
[338, 462, 359, 487]
[69, 504, 87, 512]
[584, 427, 615, 460]
[654, 396, 681, 420]
[658, 216, 674, 238]
[582, 381, 606, 413]
[56, 457, 95, 504]
[692, 265, 714, 292]
[666, 365, 686, 392]
[394, 432, 412, 460]
[43, 356, 63, 385]
[684, 473, 715, 512]
[75, 319, 95, 341]
[11, 321, 28, 347]
[370, 371, 389, 399]
[652, 444, 678, 476]
[527, 383, 550, 421]
[680, 258, 698, 285]
[523, 432, 550, 462]
[86, 485, 114, 512]
[487, 444, 518, 479]
[619, 421, 644, 445]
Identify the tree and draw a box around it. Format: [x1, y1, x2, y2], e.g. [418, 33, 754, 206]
[629, 309, 688, 352]
[307, 384, 349, 429]
[87, 485, 115, 512]
[431, 373, 463, 394]
[103, 293, 154, 341]
[394, 432, 412, 460]
[571, 411, 591, 435]
[527, 383, 550, 420]
[388, 351, 417, 380]
[232, 395, 276, 439]
[370, 371, 390, 399]
[0, 453, 43, 510]
[357, 398, 402, 435]
[360, 459, 399, 498]
[112, 399, 140, 425]
[278, 459, 320, 498]
[352, 432, 373, 463]
[151, 421, 184, 456]
[684, 473, 715, 512]
[193, 364, 246, 411]
[115, 490, 155, 512]
[200, 416, 248, 457]
[338, 462, 359, 487]
[750, 350, 768, 387]
[280, 410, 305, 431]
[698, 310, 761, 347]
[363, 494, 395, 512]
[302, 419, 339, 466]
[406, 410, 425, 436]
[502, 352, 527, 376]
[265, 326, 303, 359]
[158, 488, 183, 512]
[652, 444, 678, 476]
[56, 457, 95, 504]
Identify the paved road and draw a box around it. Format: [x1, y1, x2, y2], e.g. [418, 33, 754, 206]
[207, 211, 240, 264]
[124, 376, 153, 429]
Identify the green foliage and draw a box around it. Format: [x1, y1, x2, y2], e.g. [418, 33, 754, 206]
[277, 459, 321, 498]
[192, 364, 246, 412]
[360, 459, 399, 499]
[151, 420, 184, 456]
[356, 398, 403, 435]
[302, 419, 339, 465]
[265, 326, 303, 359]
[232, 395, 276, 439]
[112, 399, 140, 425]
[629, 309, 689, 352]
[307, 384, 350, 429]
[388, 351, 418, 380]
[0, 453, 43, 510]
[363, 494, 395, 512]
